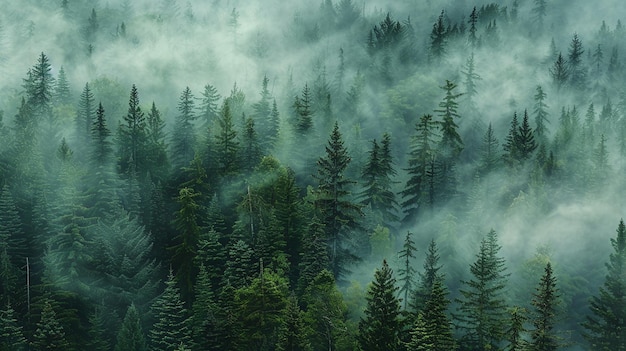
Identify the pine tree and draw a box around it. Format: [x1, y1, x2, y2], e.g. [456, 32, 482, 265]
[115, 303, 147, 351]
[118, 84, 147, 178]
[0, 302, 26, 351]
[533, 86, 550, 142]
[54, 66, 72, 106]
[398, 231, 417, 311]
[149, 269, 192, 351]
[478, 122, 500, 175]
[455, 229, 509, 350]
[505, 306, 528, 351]
[198, 83, 221, 129]
[517, 110, 538, 161]
[468, 7, 478, 49]
[567, 33, 586, 90]
[25, 52, 54, 120]
[420, 278, 456, 351]
[276, 294, 312, 351]
[529, 262, 561, 351]
[550, 53, 568, 92]
[313, 121, 362, 278]
[503, 112, 521, 167]
[190, 264, 218, 351]
[429, 11, 447, 62]
[358, 260, 402, 351]
[172, 86, 197, 171]
[240, 117, 262, 173]
[436, 80, 463, 159]
[215, 101, 240, 177]
[583, 220, 626, 350]
[145, 102, 169, 184]
[0, 185, 26, 268]
[76, 82, 96, 150]
[411, 239, 443, 315]
[294, 84, 313, 136]
[360, 136, 399, 226]
[462, 52, 481, 108]
[170, 187, 202, 300]
[86, 308, 110, 351]
[401, 114, 439, 220]
[297, 216, 329, 295]
[222, 239, 255, 289]
[32, 300, 69, 351]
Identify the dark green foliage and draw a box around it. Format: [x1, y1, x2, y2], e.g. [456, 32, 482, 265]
[86, 308, 110, 351]
[313, 121, 362, 278]
[115, 303, 147, 351]
[195, 228, 226, 293]
[170, 187, 202, 299]
[358, 260, 402, 351]
[0, 302, 26, 351]
[550, 53, 568, 92]
[149, 269, 191, 351]
[533, 86, 550, 141]
[411, 239, 443, 316]
[505, 306, 528, 351]
[0, 185, 26, 268]
[568, 33, 586, 90]
[517, 110, 538, 161]
[276, 294, 312, 351]
[419, 278, 456, 351]
[455, 229, 509, 350]
[190, 264, 218, 351]
[401, 114, 438, 220]
[215, 101, 240, 176]
[583, 220, 626, 350]
[145, 102, 169, 184]
[235, 267, 289, 350]
[223, 239, 255, 289]
[294, 84, 313, 136]
[32, 299, 70, 351]
[24, 52, 54, 118]
[368, 13, 404, 53]
[297, 216, 329, 295]
[478, 122, 500, 175]
[118, 84, 147, 178]
[435, 80, 463, 159]
[529, 262, 561, 351]
[172, 86, 197, 171]
[398, 231, 417, 311]
[241, 117, 263, 173]
[429, 11, 447, 62]
[76, 83, 96, 149]
[198, 84, 221, 129]
[468, 7, 478, 48]
[54, 66, 72, 106]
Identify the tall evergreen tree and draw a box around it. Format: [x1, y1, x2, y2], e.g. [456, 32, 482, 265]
[54, 66, 72, 106]
[455, 229, 509, 350]
[118, 84, 147, 178]
[419, 278, 456, 351]
[411, 239, 443, 316]
[436, 80, 464, 159]
[149, 269, 191, 351]
[529, 262, 561, 351]
[276, 294, 312, 351]
[24, 52, 54, 120]
[401, 114, 439, 220]
[360, 135, 399, 226]
[76, 83, 96, 150]
[294, 83, 313, 136]
[115, 303, 147, 351]
[583, 220, 626, 351]
[478, 122, 500, 175]
[358, 260, 402, 351]
[31, 300, 69, 351]
[313, 121, 362, 278]
[214, 101, 240, 177]
[172, 86, 197, 171]
[398, 231, 417, 311]
[468, 7, 478, 49]
[190, 264, 218, 351]
[550, 53, 568, 92]
[240, 117, 262, 173]
[567, 33, 586, 90]
[145, 102, 169, 184]
[517, 110, 538, 161]
[198, 83, 221, 129]
[0, 302, 26, 351]
[533, 86, 550, 142]
[429, 11, 447, 62]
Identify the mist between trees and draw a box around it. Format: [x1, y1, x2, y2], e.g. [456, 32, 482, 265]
[0, 0, 626, 350]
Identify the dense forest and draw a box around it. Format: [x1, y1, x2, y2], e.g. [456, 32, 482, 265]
[0, 0, 625, 350]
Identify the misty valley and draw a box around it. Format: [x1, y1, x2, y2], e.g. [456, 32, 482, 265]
[0, 0, 625, 350]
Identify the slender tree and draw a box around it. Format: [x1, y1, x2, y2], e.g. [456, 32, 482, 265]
[171, 86, 197, 171]
[149, 269, 192, 351]
[398, 231, 417, 311]
[583, 220, 626, 350]
[115, 303, 148, 351]
[529, 262, 561, 351]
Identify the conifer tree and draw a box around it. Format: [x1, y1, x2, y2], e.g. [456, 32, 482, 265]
[462, 52, 481, 108]
[32, 300, 69, 351]
[478, 122, 500, 175]
[118, 84, 147, 178]
[0, 302, 26, 351]
[24, 52, 54, 120]
[241, 117, 262, 173]
[149, 269, 191, 351]
[436, 80, 463, 159]
[532, 0, 547, 29]
[411, 239, 443, 315]
[198, 83, 221, 129]
[583, 220, 626, 350]
[455, 229, 509, 350]
[297, 216, 330, 295]
[86, 308, 110, 351]
[223, 239, 255, 289]
[76, 83, 96, 149]
[429, 11, 447, 62]
[421, 278, 456, 351]
[533, 86, 550, 142]
[294, 84, 313, 136]
[115, 303, 147, 351]
[215, 101, 240, 177]
[170, 187, 202, 300]
[567, 33, 586, 90]
[517, 110, 538, 161]
[529, 262, 561, 351]
[0, 185, 26, 268]
[276, 294, 312, 351]
[358, 260, 402, 351]
[401, 114, 438, 220]
[360, 135, 399, 226]
[505, 306, 528, 351]
[145, 102, 169, 184]
[190, 264, 218, 351]
[54, 66, 72, 106]
[503, 112, 521, 167]
[172, 86, 197, 171]
[313, 121, 362, 278]
[468, 7, 478, 49]
[398, 231, 417, 311]
[550, 53, 568, 92]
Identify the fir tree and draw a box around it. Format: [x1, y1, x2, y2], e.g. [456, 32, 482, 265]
[421, 278, 456, 351]
[24, 52, 54, 119]
[172, 86, 197, 171]
[115, 303, 147, 351]
[517, 110, 538, 161]
[429, 11, 447, 62]
[529, 262, 561, 351]
[313, 121, 362, 278]
[32, 300, 69, 351]
[478, 122, 500, 175]
[505, 306, 528, 351]
[240, 117, 262, 173]
[568, 33, 586, 90]
[76, 82, 96, 149]
[190, 264, 218, 351]
[360, 137, 399, 226]
[358, 260, 402, 351]
[215, 101, 240, 177]
[170, 187, 202, 300]
[149, 269, 191, 351]
[0, 302, 26, 351]
[503, 112, 521, 167]
[468, 7, 478, 49]
[550, 53, 568, 92]
[455, 229, 509, 350]
[411, 239, 443, 315]
[276, 294, 312, 351]
[54, 66, 72, 106]
[436, 80, 464, 159]
[145, 102, 169, 184]
[398, 231, 417, 311]
[533, 86, 550, 142]
[294, 84, 313, 136]
[118, 84, 147, 178]
[583, 220, 626, 350]
[198, 83, 221, 129]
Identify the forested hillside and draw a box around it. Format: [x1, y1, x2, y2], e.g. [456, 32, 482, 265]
[0, 0, 625, 350]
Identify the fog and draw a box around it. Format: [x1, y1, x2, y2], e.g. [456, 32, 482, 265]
[1, 0, 625, 349]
